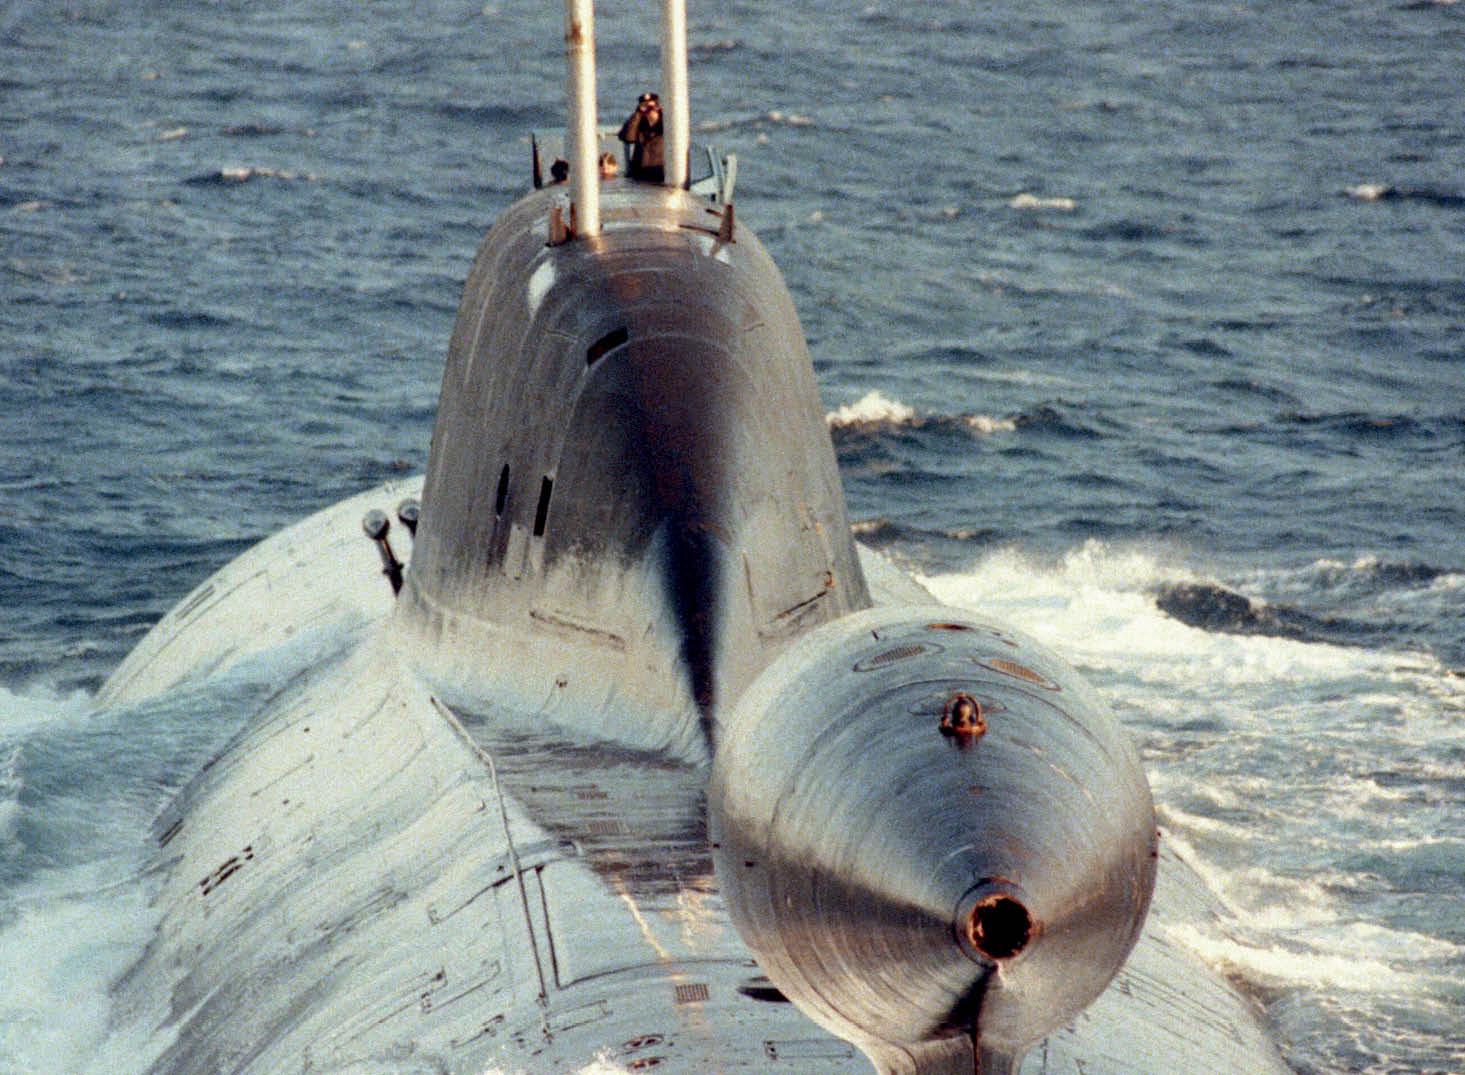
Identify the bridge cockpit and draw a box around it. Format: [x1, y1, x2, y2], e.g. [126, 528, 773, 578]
[530, 128, 736, 205]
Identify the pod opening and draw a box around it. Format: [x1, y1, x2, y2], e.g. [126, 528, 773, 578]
[966, 894, 1033, 961]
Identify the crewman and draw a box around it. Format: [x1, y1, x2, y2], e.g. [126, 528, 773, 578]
[617, 92, 664, 183]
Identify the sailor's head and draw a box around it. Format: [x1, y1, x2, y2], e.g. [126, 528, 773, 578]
[637, 91, 660, 115]
[549, 158, 569, 183]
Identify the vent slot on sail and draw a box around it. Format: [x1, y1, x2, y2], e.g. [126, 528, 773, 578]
[495, 464, 510, 517]
[586, 327, 629, 367]
[533, 477, 554, 537]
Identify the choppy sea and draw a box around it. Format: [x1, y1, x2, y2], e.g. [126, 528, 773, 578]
[2, 1, 1462, 1071]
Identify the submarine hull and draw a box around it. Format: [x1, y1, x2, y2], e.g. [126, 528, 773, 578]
[101, 477, 1289, 1075]
[97, 71, 1288, 1065]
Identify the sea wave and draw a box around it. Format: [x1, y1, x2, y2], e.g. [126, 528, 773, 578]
[1009, 192, 1077, 212]
[917, 540, 1440, 688]
[825, 390, 1017, 435]
[694, 109, 818, 134]
[0, 689, 166, 1075]
[920, 539, 1464, 1049]
[1, 874, 165, 1075]
[183, 166, 318, 185]
[689, 38, 741, 56]
[1304, 555, 1457, 589]
[1280, 410, 1438, 440]
[1153, 579, 1365, 647]
[1165, 922, 1419, 994]
[0, 745, 20, 851]
[1153, 832, 1457, 1013]
[852, 515, 999, 550]
[0, 685, 93, 742]
[1344, 183, 1465, 208]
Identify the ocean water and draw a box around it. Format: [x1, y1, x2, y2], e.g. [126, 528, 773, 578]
[2, 0, 1462, 1071]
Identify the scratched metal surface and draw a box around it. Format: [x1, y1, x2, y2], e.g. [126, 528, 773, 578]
[94, 476, 1285, 1073]
[710, 607, 1158, 1069]
[86, 159, 1290, 1071]
[108, 594, 874, 1073]
[400, 183, 869, 759]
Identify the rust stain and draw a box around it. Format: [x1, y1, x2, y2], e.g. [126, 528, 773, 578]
[853, 642, 927, 671]
[965, 892, 1037, 961]
[199, 844, 256, 898]
[980, 656, 1062, 691]
[623, 1035, 665, 1052]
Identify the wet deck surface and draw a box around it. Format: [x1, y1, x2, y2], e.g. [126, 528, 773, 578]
[455, 712, 717, 915]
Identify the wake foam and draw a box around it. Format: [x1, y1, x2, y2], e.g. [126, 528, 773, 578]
[184, 166, 318, 185]
[0, 687, 166, 1075]
[1010, 192, 1077, 212]
[0, 878, 164, 1075]
[920, 541, 1436, 686]
[825, 389, 1017, 434]
[826, 389, 915, 428]
[0, 638, 353, 1074]
[1345, 183, 1465, 208]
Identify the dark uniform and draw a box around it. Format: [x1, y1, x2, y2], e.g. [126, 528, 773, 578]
[618, 93, 665, 183]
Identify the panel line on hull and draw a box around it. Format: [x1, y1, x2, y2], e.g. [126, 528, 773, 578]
[433, 696, 551, 1017]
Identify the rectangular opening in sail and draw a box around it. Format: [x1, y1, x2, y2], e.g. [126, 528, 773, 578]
[586, 327, 628, 366]
[533, 476, 554, 537]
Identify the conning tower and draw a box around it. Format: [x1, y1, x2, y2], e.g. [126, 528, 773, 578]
[400, 4, 868, 754]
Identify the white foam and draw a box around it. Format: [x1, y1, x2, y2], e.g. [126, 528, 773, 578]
[0, 684, 93, 740]
[1009, 192, 1077, 212]
[0, 745, 21, 849]
[1164, 922, 1416, 994]
[918, 541, 1412, 689]
[215, 165, 315, 182]
[1346, 182, 1393, 201]
[826, 389, 915, 428]
[1426, 571, 1463, 592]
[1155, 801, 1257, 845]
[763, 110, 814, 127]
[0, 682, 261, 1074]
[0, 875, 163, 1075]
[964, 413, 1018, 434]
[825, 391, 1015, 436]
[0, 688, 93, 853]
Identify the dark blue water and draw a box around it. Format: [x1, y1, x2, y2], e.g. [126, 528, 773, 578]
[3, 1, 1462, 1071]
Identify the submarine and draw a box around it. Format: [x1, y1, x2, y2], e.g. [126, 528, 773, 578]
[98, 3, 1292, 1072]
